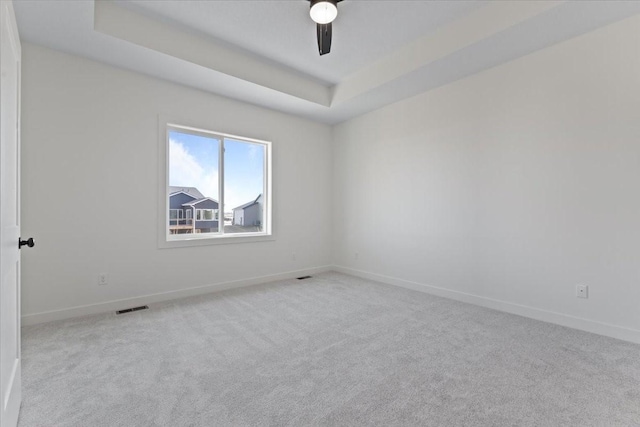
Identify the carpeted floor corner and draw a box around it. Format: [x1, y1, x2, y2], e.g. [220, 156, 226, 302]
[18, 272, 640, 426]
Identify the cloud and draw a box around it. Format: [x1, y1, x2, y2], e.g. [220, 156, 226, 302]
[248, 144, 259, 161]
[169, 139, 218, 199]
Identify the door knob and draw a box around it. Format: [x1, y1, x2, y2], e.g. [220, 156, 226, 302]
[19, 237, 35, 249]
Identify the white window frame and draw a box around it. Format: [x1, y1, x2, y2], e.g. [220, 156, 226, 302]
[158, 119, 273, 248]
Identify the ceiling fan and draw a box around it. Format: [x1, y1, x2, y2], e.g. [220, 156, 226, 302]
[308, 0, 343, 56]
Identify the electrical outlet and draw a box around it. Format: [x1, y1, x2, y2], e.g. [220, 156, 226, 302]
[576, 284, 588, 299]
[98, 273, 108, 286]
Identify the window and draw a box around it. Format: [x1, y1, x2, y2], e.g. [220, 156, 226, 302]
[195, 209, 217, 221]
[162, 123, 271, 245]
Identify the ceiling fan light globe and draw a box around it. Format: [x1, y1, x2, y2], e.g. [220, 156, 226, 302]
[310, 0, 338, 25]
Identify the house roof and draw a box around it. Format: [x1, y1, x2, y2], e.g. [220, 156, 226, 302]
[182, 197, 218, 207]
[233, 194, 262, 211]
[169, 186, 204, 199]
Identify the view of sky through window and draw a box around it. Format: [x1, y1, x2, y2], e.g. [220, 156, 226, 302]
[223, 137, 264, 212]
[169, 130, 264, 214]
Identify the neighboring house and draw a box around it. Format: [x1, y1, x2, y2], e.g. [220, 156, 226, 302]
[232, 194, 263, 227]
[169, 186, 219, 234]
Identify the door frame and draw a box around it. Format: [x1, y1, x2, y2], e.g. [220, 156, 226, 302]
[0, 1, 22, 426]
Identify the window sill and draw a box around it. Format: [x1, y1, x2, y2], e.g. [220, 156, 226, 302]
[158, 233, 275, 249]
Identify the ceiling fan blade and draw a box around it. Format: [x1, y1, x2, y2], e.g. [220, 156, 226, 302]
[317, 22, 332, 56]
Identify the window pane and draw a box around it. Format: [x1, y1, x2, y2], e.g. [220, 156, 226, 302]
[224, 138, 265, 234]
[168, 130, 220, 235]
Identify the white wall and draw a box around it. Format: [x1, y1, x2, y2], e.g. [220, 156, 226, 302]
[21, 15, 640, 343]
[333, 16, 640, 341]
[20, 44, 333, 322]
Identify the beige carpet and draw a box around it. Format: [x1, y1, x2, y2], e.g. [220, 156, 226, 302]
[18, 272, 640, 426]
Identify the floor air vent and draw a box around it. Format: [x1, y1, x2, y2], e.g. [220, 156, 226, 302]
[116, 305, 149, 315]
[297, 276, 312, 280]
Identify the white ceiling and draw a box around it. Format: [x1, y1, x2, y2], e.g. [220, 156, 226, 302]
[13, 0, 640, 124]
[115, 0, 484, 85]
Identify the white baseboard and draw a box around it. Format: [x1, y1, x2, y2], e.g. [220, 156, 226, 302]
[22, 265, 332, 326]
[333, 265, 640, 345]
[23, 264, 640, 345]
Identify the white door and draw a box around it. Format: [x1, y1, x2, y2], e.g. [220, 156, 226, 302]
[0, 1, 21, 426]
